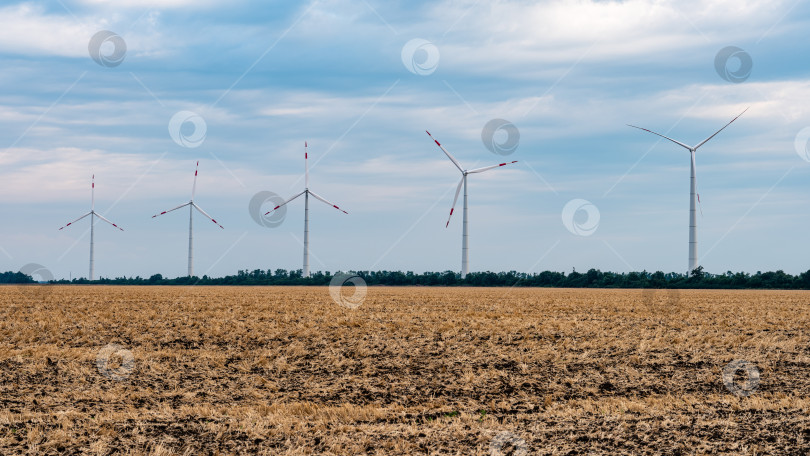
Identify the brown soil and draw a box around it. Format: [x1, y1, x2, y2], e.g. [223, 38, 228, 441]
[0, 285, 808, 455]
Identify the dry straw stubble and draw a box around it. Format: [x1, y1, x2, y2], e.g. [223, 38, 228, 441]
[0, 286, 808, 454]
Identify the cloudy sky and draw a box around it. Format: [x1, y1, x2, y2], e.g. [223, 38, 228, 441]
[1, 0, 809, 280]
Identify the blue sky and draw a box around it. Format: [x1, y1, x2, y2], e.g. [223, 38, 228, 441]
[1, 0, 809, 279]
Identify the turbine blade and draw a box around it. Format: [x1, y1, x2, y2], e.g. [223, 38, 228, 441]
[305, 141, 309, 189]
[94, 212, 124, 231]
[192, 203, 224, 229]
[91, 174, 95, 210]
[627, 124, 692, 150]
[191, 161, 199, 200]
[693, 107, 749, 150]
[467, 160, 518, 174]
[426, 130, 464, 173]
[264, 190, 306, 215]
[58, 212, 92, 230]
[446, 176, 464, 228]
[308, 190, 348, 214]
[152, 202, 191, 218]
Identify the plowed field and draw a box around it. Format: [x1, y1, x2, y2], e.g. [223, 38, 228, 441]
[1, 286, 808, 455]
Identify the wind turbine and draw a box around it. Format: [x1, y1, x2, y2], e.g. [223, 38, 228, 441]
[58, 175, 123, 281]
[628, 108, 748, 273]
[426, 131, 517, 279]
[152, 161, 223, 277]
[265, 142, 348, 278]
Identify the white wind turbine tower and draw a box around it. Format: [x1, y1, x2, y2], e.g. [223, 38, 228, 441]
[58, 175, 124, 281]
[265, 142, 348, 278]
[628, 108, 748, 273]
[152, 161, 223, 277]
[426, 131, 517, 279]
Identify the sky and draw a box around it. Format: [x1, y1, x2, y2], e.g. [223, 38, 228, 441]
[1, 0, 809, 280]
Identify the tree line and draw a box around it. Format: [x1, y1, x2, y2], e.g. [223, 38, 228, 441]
[0, 266, 806, 289]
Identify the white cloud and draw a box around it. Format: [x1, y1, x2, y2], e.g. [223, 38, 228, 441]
[0, 3, 176, 59]
[0, 3, 91, 57]
[77, 0, 220, 8]
[414, 0, 790, 77]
